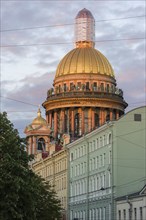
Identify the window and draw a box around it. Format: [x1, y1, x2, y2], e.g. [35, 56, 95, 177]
[77, 82, 81, 90]
[63, 83, 67, 92]
[64, 114, 68, 132]
[140, 207, 143, 220]
[86, 82, 90, 90]
[134, 114, 141, 121]
[100, 137, 102, 147]
[106, 113, 110, 122]
[101, 83, 104, 91]
[134, 208, 137, 220]
[108, 133, 112, 144]
[58, 84, 61, 92]
[93, 140, 95, 150]
[93, 82, 97, 90]
[118, 210, 121, 220]
[123, 209, 126, 220]
[37, 138, 45, 151]
[70, 82, 74, 91]
[70, 152, 73, 161]
[95, 113, 100, 127]
[106, 84, 109, 92]
[75, 113, 80, 136]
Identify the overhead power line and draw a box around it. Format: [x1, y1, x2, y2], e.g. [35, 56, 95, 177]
[1, 37, 145, 48]
[0, 96, 38, 107]
[1, 15, 145, 32]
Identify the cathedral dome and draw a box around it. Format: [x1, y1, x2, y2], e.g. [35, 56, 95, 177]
[31, 108, 47, 126]
[55, 47, 115, 78]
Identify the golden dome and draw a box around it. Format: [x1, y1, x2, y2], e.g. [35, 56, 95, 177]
[32, 108, 47, 126]
[55, 47, 115, 78]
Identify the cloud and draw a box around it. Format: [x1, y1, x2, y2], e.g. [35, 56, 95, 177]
[1, 0, 145, 136]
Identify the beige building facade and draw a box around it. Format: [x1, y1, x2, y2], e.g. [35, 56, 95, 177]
[32, 148, 68, 219]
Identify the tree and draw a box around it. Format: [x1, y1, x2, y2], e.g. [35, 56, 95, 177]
[0, 112, 62, 220]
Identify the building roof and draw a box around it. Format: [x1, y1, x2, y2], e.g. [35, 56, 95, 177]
[116, 185, 146, 201]
[55, 47, 115, 78]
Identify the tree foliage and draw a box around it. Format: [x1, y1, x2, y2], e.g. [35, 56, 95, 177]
[0, 112, 62, 220]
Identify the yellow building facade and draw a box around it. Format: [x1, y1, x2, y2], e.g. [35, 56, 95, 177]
[32, 148, 68, 219]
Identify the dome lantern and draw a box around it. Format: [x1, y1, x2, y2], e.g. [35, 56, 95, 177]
[75, 8, 95, 48]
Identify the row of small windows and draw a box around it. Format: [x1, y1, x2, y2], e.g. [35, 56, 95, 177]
[55, 159, 67, 173]
[70, 133, 112, 161]
[70, 178, 86, 196]
[89, 154, 106, 171]
[70, 207, 108, 220]
[89, 173, 106, 192]
[55, 82, 116, 93]
[70, 151, 111, 178]
[89, 207, 106, 220]
[118, 207, 143, 220]
[39, 166, 53, 178]
[71, 162, 86, 177]
[70, 172, 110, 196]
[55, 176, 66, 191]
[37, 159, 67, 178]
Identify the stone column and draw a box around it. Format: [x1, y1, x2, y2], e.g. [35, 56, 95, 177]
[49, 111, 52, 127]
[100, 108, 105, 125]
[71, 108, 75, 138]
[91, 108, 95, 130]
[88, 108, 92, 132]
[61, 108, 65, 134]
[33, 136, 37, 154]
[46, 113, 49, 124]
[110, 109, 113, 121]
[54, 110, 58, 139]
[116, 110, 119, 120]
[81, 108, 85, 135]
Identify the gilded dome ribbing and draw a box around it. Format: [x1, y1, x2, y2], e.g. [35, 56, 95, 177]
[55, 47, 115, 78]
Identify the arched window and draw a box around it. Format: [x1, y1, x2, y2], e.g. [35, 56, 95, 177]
[37, 138, 45, 151]
[95, 113, 100, 127]
[74, 113, 80, 136]
[106, 84, 109, 92]
[109, 133, 112, 144]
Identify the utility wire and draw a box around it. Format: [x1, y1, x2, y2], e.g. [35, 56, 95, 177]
[0, 96, 38, 107]
[1, 37, 145, 48]
[117, 176, 146, 188]
[1, 15, 145, 32]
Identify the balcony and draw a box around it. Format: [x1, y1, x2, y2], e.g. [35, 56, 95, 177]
[46, 87, 125, 102]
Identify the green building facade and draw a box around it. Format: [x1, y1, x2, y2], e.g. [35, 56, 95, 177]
[67, 106, 146, 220]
